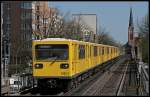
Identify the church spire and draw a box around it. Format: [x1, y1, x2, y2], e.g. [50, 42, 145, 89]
[129, 7, 133, 27]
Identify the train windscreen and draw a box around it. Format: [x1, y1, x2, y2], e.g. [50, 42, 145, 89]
[35, 44, 68, 60]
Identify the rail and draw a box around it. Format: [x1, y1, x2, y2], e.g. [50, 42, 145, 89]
[116, 61, 129, 96]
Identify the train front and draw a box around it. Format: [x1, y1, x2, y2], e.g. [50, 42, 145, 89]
[32, 38, 72, 91]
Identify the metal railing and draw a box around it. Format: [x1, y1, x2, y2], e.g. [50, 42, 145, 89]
[138, 62, 149, 95]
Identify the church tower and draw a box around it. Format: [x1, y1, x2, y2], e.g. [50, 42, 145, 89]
[128, 7, 134, 47]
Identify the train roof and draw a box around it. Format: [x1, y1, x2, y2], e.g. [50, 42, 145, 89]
[34, 38, 78, 42]
[33, 38, 118, 48]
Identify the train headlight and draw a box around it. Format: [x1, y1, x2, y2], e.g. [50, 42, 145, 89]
[60, 64, 69, 69]
[34, 64, 43, 69]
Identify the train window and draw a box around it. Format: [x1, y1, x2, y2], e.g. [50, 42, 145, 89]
[35, 44, 68, 60]
[86, 45, 88, 58]
[99, 48, 101, 55]
[107, 47, 109, 54]
[79, 45, 85, 59]
[87, 46, 90, 58]
[94, 46, 97, 56]
[110, 48, 112, 54]
[102, 47, 104, 55]
[90, 46, 91, 57]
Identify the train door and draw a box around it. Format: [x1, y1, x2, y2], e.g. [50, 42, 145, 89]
[90, 45, 93, 68]
[107, 47, 109, 61]
[94, 46, 98, 66]
[104, 47, 107, 62]
[78, 44, 86, 73]
[72, 43, 78, 75]
[113, 48, 115, 58]
[99, 47, 101, 64]
[89, 45, 91, 68]
[101, 47, 104, 63]
[110, 48, 112, 60]
[108, 47, 110, 61]
[86, 44, 90, 69]
[111, 48, 113, 59]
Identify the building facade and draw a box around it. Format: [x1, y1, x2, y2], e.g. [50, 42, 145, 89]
[72, 14, 97, 42]
[2, 1, 67, 76]
[32, 1, 61, 39]
[2, 1, 32, 74]
[1, 2, 5, 86]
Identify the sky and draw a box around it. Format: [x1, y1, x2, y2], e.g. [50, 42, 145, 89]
[48, 1, 148, 44]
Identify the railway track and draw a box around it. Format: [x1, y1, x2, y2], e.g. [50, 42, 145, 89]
[1, 86, 10, 96]
[62, 55, 127, 96]
[81, 60, 128, 96]
[81, 61, 128, 96]
[97, 64, 128, 96]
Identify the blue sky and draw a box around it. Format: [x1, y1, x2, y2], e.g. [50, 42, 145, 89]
[48, 1, 148, 44]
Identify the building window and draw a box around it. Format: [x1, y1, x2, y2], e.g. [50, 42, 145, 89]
[6, 3, 11, 10]
[27, 12, 31, 19]
[21, 23, 24, 30]
[21, 12, 26, 20]
[21, 2, 32, 9]
[37, 25, 39, 30]
[79, 45, 85, 59]
[7, 24, 11, 29]
[21, 3, 24, 8]
[44, 18, 48, 24]
[32, 13, 35, 19]
[36, 6, 39, 10]
[32, 24, 35, 30]
[6, 16, 11, 23]
[21, 12, 31, 20]
[36, 15, 39, 20]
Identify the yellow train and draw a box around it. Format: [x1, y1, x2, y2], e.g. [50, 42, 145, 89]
[32, 38, 120, 91]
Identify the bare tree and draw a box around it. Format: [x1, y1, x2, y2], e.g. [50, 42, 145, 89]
[33, 4, 83, 40]
[33, 3, 60, 39]
[136, 14, 149, 63]
[97, 26, 121, 47]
